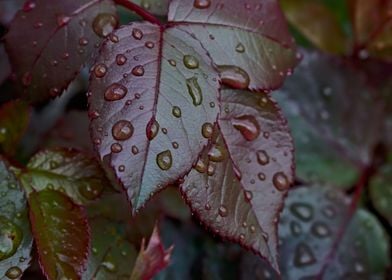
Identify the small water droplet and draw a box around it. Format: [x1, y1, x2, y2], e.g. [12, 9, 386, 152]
[232, 115, 260, 141]
[168, 59, 177, 67]
[218, 205, 228, 217]
[172, 142, 179, 149]
[244, 190, 253, 202]
[290, 203, 313, 221]
[235, 43, 245, 53]
[311, 221, 331, 238]
[186, 77, 203, 106]
[205, 203, 211, 210]
[5, 266, 22, 279]
[273, 172, 290, 191]
[207, 163, 215, 176]
[49, 87, 60, 97]
[172, 106, 182, 118]
[131, 146, 139, 155]
[156, 150, 173, 171]
[294, 243, 316, 267]
[322, 206, 336, 218]
[290, 221, 302, 236]
[112, 120, 133, 141]
[79, 183, 104, 200]
[145, 41, 155, 48]
[258, 172, 266, 181]
[256, 150, 269, 165]
[79, 37, 89, 46]
[146, 119, 159, 140]
[194, 0, 211, 9]
[201, 123, 214, 139]
[33, 21, 43, 29]
[102, 261, 116, 272]
[217, 65, 250, 89]
[94, 63, 107, 78]
[183, 55, 199, 69]
[208, 145, 226, 162]
[116, 54, 127, 66]
[132, 65, 145, 76]
[93, 13, 118, 38]
[111, 143, 123, 153]
[23, 1, 36, 12]
[195, 158, 207, 173]
[104, 83, 128, 101]
[132, 28, 143, 40]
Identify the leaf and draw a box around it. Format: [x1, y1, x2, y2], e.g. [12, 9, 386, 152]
[280, 0, 347, 54]
[0, 0, 24, 25]
[28, 189, 90, 280]
[0, 44, 11, 85]
[130, 225, 173, 280]
[83, 218, 138, 280]
[0, 160, 33, 280]
[89, 22, 220, 211]
[277, 185, 390, 279]
[20, 148, 111, 205]
[169, 0, 298, 91]
[4, 0, 117, 102]
[181, 89, 294, 271]
[274, 50, 385, 187]
[370, 161, 392, 226]
[0, 100, 31, 157]
[131, 0, 170, 16]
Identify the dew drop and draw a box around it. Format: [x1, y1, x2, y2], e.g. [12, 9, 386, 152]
[172, 106, 182, 118]
[79, 37, 89, 46]
[132, 28, 143, 40]
[294, 243, 316, 267]
[311, 221, 331, 238]
[201, 123, 214, 139]
[5, 266, 22, 279]
[79, 183, 104, 200]
[256, 150, 269, 165]
[195, 158, 207, 173]
[290, 221, 302, 236]
[131, 146, 139, 155]
[273, 172, 290, 191]
[183, 55, 199, 69]
[146, 119, 159, 140]
[194, 0, 211, 9]
[172, 142, 179, 149]
[168, 59, 177, 67]
[0, 216, 22, 261]
[156, 150, 173, 171]
[208, 145, 226, 162]
[145, 41, 155, 48]
[244, 190, 253, 202]
[102, 261, 116, 272]
[111, 143, 123, 153]
[132, 65, 145, 76]
[217, 65, 250, 89]
[57, 15, 70, 27]
[104, 83, 127, 101]
[186, 77, 203, 106]
[116, 54, 127, 65]
[112, 120, 134, 141]
[92, 13, 118, 38]
[205, 203, 211, 210]
[258, 172, 266, 181]
[23, 1, 36, 12]
[33, 21, 43, 29]
[290, 203, 313, 222]
[207, 164, 215, 176]
[49, 87, 60, 97]
[235, 43, 245, 53]
[218, 205, 228, 217]
[232, 115, 260, 141]
[94, 63, 107, 78]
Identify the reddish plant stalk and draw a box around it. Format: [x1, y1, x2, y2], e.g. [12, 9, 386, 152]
[113, 0, 162, 26]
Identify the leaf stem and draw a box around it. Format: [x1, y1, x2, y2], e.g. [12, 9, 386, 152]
[114, 0, 162, 26]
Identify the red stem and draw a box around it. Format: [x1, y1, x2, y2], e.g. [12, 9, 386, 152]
[114, 0, 162, 26]
[316, 166, 374, 279]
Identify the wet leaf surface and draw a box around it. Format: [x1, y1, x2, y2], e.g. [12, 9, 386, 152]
[181, 89, 294, 271]
[131, 0, 170, 15]
[20, 148, 111, 205]
[4, 0, 117, 102]
[28, 189, 90, 279]
[0, 160, 33, 280]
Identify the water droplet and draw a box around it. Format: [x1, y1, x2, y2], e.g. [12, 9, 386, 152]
[250, 225, 256, 233]
[79, 37, 89, 46]
[56, 15, 70, 27]
[93, 13, 118, 38]
[183, 55, 199, 69]
[195, 158, 207, 173]
[256, 150, 269, 165]
[322, 206, 336, 218]
[311, 222, 330, 238]
[207, 164, 215, 176]
[111, 143, 123, 153]
[273, 172, 290, 191]
[258, 172, 266, 181]
[33, 21, 43, 29]
[23, 1, 36, 12]
[102, 261, 116, 272]
[217, 65, 250, 89]
[172, 106, 182, 118]
[232, 115, 260, 141]
[79, 183, 104, 200]
[172, 142, 179, 149]
[0, 216, 22, 261]
[235, 43, 245, 53]
[132, 28, 143, 40]
[156, 150, 173, 171]
[290, 203, 313, 222]
[146, 119, 159, 140]
[186, 77, 203, 106]
[290, 221, 302, 236]
[112, 120, 133, 141]
[244, 190, 253, 202]
[201, 123, 214, 139]
[118, 165, 125, 172]
[94, 63, 107, 78]
[104, 83, 127, 101]
[168, 59, 177, 67]
[5, 266, 22, 279]
[132, 65, 145, 76]
[294, 243, 316, 267]
[49, 87, 60, 97]
[145, 41, 155, 48]
[132, 146, 139, 155]
[194, 0, 211, 9]
[116, 54, 127, 65]
[218, 205, 228, 217]
[110, 34, 119, 43]
[208, 145, 226, 162]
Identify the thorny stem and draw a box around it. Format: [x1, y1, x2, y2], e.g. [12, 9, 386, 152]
[114, 0, 162, 26]
[316, 165, 375, 279]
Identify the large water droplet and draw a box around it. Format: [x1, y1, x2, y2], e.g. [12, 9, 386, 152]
[156, 150, 173, 171]
[186, 77, 203, 106]
[104, 83, 128, 101]
[217, 65, 250, 89]
[208, 145, 226, 162]
[93, 13, 118, 38]
[5, 266, 22, 279]
[290, 203, 313, 222]
[0, 216, 22, 261]
[146, 119, 159, 140]
[194, 0, 211, 9]
[94, 63, 107, 78]
[132, 65, 145, 76]
[232, 115, 260, 141]
[116, 54, 127, 66]
[256, 150, 269, 165]
[293, 242, 316, 267]
[273, 172, 290, 191]
[183, 55, 199, 69]
[112, 120, 133, 141]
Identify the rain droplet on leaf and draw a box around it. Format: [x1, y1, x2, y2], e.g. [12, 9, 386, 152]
[272, 172, 290, 191]
[294, 242, 316, 267]
[290, 203, 313, 221]
[186, 77, 203, 106]
[146, 119, 159, 140]
[93, 13, 118, 38]
[104, 83, 128, 101]
[183, 55, 199, 69]
[5, 266, 22, 279]
[217, 65, 250, 89]
[194, 0, 211, 9]
[112, 120, 134, 141]
[156, 150, 173, 171]
[172, 106, 182, 118]
[232, 115, 260, 141]
[0, 216, 23, 261]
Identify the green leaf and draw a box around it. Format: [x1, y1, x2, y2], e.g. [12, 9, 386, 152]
[28, 189, 90, 279]
[130, 225, 173, 280]
[20, 148, 111, 204]
[0, 160, 32, 280]
[181, 90, 294, 271]
[280, 0, 347, 54]
[0, 100, 31, 157]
